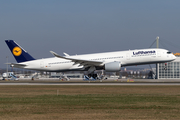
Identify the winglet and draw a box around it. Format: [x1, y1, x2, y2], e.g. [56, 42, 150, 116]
[50, 51, 66, 59]
[63, 52, 69, 56]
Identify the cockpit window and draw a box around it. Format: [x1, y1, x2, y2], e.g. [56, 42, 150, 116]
[167, 52, 172, 54]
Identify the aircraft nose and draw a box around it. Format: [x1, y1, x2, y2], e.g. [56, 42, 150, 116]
[172, 54, 176, 60]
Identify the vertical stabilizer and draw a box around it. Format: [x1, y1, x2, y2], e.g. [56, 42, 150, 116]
[5, 40, 35, 63]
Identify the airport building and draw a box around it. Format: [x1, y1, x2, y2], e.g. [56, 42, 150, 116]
[157, 53, 180, 79]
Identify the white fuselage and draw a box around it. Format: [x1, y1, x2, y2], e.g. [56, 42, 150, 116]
[18, 48, 176, 72]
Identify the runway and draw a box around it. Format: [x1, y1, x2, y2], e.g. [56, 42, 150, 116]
[1, 78, 180, 85]
[1, 82, 180, 85]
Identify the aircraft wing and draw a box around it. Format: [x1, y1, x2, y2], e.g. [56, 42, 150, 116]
[50, 51, 103, 66]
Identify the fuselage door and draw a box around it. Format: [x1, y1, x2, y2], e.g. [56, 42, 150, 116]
[40, 61, 44, 68]
[126, 53, 130, 60]
[157, 51, 161, 57]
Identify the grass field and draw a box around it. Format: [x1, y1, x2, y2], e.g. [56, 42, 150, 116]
[0, 85, 180, 120]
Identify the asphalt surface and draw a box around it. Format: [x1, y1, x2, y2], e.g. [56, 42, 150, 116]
[1, 82, 180, 85]
[1, 78, 180, 85]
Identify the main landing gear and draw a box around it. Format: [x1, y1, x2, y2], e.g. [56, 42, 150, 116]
[88, 74, 97, 80]
[83, 74, 97, 81]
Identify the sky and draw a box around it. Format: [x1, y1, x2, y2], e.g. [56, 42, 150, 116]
[1, 0, 180, 68]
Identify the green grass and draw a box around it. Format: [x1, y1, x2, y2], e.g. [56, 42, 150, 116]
[0, 86, 180, 119]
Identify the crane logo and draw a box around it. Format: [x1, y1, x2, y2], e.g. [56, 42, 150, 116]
[13, 47, 22, 56]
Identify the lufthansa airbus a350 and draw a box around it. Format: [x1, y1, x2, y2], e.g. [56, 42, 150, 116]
[5, 40, 176, 79]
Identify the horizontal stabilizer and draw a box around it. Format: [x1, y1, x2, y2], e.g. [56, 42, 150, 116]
[5, 63, 27, 68]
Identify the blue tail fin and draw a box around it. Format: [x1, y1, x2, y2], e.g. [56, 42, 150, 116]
[5, 40, 35, 63]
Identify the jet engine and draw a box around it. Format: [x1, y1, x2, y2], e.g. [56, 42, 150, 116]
[104, 61, 121, 72]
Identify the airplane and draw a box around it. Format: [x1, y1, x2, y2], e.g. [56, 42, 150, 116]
[5, 40, 176, 79]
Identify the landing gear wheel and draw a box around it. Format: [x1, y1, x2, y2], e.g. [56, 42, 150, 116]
[92, 74, 97, 79]
[88, 74, 97, 80]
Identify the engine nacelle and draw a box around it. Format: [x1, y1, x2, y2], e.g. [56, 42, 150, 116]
[104, 61, 121, 72]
